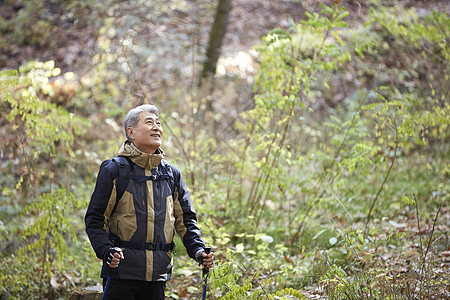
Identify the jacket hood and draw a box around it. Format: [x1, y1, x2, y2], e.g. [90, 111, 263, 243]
[118, 140, 165, 169]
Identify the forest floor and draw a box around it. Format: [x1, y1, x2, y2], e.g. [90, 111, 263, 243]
[167, 208, 450, 299]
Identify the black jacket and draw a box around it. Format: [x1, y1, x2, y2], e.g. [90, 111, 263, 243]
[85, 141, 205, 281]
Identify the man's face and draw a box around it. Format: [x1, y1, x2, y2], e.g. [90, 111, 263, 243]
[127, 112, 163, 154]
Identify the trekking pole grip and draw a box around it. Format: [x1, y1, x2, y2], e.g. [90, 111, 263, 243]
[203, 247, 212, 275]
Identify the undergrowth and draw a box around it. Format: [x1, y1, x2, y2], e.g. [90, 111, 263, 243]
[0, 2, 448, 299]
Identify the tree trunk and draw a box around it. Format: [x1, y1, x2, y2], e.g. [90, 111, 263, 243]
[198, 0, 232, 88]
[196, 0, 231, 137]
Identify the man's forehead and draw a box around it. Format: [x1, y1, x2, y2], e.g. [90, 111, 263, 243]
[139, 112, 159, 120]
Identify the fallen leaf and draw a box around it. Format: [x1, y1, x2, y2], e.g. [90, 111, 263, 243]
[50, 277, 59, 289]
[441, 251, 450, 257]
[383, 253, 393, 260]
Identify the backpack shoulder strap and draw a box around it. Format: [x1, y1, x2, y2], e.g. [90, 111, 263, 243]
[160, 159, 176, 194]
[110, 156, 133, 218]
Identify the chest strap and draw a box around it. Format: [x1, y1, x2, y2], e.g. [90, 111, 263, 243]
[117, 240, 175, 252]
[128, 174, 169, 183]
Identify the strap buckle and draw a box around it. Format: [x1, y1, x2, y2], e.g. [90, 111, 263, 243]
[145, 242, 156, 251]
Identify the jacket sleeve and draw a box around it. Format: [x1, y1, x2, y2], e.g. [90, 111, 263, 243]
[172, 166, 205, 259]
[85, 159, 118, 259]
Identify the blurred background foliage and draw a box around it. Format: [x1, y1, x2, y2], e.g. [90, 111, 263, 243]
[0, 0, 448, 299]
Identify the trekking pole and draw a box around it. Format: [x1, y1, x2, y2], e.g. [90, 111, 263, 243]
[202, 247, 212, 300]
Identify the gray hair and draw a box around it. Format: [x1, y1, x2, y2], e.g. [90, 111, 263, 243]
[124, 104, 159, 141]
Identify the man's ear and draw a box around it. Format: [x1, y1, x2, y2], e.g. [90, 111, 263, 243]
[127, 127, 134, 139]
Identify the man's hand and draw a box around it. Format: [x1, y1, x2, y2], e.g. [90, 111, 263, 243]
[105, 247, 124, 268]
[200, 250, 214, 270]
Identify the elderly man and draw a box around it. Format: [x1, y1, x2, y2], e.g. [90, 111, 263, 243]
[85, 104, 214, 300]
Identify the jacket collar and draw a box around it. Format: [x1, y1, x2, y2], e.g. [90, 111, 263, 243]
[118, 140, 165, 170]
